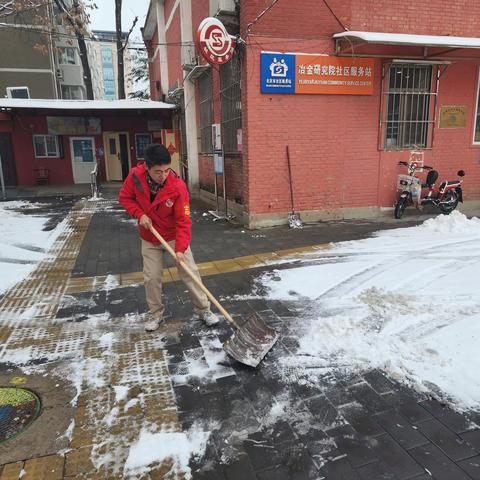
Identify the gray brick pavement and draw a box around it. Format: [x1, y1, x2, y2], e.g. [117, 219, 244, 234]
[58, 195, 480, 480]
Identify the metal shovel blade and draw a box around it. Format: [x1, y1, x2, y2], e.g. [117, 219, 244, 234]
[222, 313, 280, 368]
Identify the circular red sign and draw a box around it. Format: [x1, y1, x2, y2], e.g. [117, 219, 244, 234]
[197, 17, 236, 64]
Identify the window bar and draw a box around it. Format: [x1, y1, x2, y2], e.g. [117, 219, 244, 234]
[419, 67, 425, 147]
[430, 67, 440, 148]
[422, 71, 428, 147]
[420, 68, 426, 147]
[400, 65, 406, 148]
[393, 65, 399, 148]
[410, 65, 415, 148]
[415, 65, 421, 148]
[378, 62, 386, 150]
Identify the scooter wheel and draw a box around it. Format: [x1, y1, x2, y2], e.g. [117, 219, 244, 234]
[394, 196, 409, 219]
[439, 190, 459, 214]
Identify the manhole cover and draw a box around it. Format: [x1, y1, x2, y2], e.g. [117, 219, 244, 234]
[0, 387, 41, 443]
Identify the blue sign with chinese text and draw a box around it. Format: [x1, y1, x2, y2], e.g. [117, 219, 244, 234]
[260, 53, 295, 94]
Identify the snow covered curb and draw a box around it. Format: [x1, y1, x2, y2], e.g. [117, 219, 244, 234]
[261, 211, 480, 411]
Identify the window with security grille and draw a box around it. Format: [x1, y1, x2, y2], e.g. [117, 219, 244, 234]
[384, 64, 435, 150]
[220, 56, 242, 154]
[198, 71, 213, 154]
[475, 72, 480, 143]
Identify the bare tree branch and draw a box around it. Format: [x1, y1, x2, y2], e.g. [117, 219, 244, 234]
[119, 15, 137, 53]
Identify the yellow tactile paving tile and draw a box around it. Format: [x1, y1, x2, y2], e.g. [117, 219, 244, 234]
[22, 455, 64, 480]
[161, 269, 173, 283]
[168, 267, 181, 281]
[196, 261, 221, 276]
[64, 447, 94, 477]
[119, 271, 144, 286]
[254, 252, 281, 262]
[0, 201, 95, 324]
[0, 462, 23, 480]
[234, 254, 266, 268]
[70, 424, 99, 450]
[213, 258, 245, 272]
[66, 242, 332, 295]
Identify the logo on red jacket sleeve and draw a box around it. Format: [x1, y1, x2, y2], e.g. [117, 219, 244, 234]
[184, 204, 190, 216]
[165, 199, 173, 208]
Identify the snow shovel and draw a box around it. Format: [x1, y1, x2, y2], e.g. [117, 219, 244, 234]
[286, 145, 303, 229]
[149, 226, 280, 368]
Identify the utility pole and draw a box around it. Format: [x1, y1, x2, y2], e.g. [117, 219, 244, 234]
[115, 0, 125, 99]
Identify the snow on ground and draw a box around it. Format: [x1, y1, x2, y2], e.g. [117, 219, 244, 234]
[124, 426, 210, 479]
[261, 211, 480, 411]
[0, 200, 68, 296]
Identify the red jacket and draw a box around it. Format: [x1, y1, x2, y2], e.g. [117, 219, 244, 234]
[118, 162, 192, 253]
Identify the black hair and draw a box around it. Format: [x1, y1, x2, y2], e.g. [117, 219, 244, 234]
[144, 143, 171, 168]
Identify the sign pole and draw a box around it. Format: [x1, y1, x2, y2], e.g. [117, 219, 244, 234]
[0, 153, 6, 200]
[208, 149, 226, 221]
[222, 144, 228, 219]
[214, 168, 219, 214]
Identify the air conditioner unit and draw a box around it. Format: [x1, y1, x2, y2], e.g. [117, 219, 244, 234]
[6, 86, 30, 98]
[209, 0, 236, 16]
[56, 68, 64, 79]
[182, 46, 198, 72]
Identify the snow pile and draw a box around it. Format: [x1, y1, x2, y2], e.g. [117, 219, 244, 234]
[421, 210, 480, 234]
[0, 201, 68, 295]
[124, 427, 210, 479]
[262, 212, 480, 411]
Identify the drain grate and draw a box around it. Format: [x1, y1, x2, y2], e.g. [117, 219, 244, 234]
[0, 387, 41, 443]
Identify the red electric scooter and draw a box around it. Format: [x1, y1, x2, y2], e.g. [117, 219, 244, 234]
[394, 161, 465, 219]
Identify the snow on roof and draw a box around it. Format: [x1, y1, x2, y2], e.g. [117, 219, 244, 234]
[333, 31, 480, 49]
[0, 98, 176, 111]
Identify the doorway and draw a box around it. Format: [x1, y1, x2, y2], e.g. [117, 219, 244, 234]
[103, 132, 130, 181]
[0, 133, 17, 186]
[69, 137, 96, 184]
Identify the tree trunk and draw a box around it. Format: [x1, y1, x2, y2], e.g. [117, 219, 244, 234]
[77, 34, 94, 99]
[115, 0, 125, 99]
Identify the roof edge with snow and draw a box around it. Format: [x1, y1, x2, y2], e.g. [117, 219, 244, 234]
[333, 31, 480, 49]
[0, 98, 176, 111]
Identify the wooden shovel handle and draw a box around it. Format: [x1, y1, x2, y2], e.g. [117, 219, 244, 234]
[149, 226, 239, 329]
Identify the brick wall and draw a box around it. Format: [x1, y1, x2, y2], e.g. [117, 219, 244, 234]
[147, 31, 161, 100]
[240, 0, 480, 217]
[146, 0, 480, 221]
[165, 5, 182, 92]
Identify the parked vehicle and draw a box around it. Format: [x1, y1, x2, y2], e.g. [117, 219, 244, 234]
[394, 161, 465, 219]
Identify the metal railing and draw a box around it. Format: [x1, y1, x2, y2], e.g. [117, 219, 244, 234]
[90, 161, 99, 199]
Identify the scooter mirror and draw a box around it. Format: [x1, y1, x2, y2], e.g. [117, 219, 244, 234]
[457, 170, 465, 177]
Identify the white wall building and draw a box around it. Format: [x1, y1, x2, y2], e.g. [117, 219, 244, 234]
[54, 37, 87, 100]
[88, 30, 133, 100]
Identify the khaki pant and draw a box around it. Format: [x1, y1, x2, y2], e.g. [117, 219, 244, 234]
[141, 239, 210, 319]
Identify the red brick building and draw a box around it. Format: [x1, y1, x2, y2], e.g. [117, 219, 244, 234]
[143, 0, 480, 227]
[0, 99, 175, 187]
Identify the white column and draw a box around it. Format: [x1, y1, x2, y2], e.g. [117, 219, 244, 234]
[156, 0, 169, 96]
[180, 0, 199, 189]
